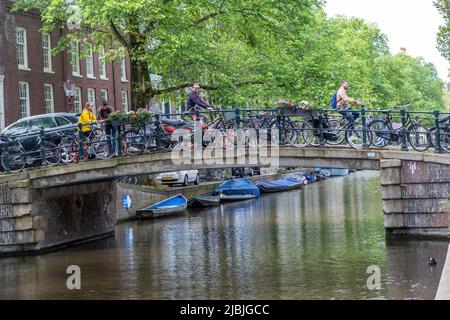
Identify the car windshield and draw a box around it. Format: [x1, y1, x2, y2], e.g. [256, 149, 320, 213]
[3, 120, 28, 136]
[28, 117, 57, 132]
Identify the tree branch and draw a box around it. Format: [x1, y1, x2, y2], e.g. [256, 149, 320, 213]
[192, 11, 226, 26]
[110, 20, 129, 48]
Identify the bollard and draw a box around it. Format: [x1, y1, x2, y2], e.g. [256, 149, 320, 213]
[78, 123, 85, 161]
[319, 110, 325, 148]
[434, 110, 442, 153]
[400, 109, 408, 151]
[39, 126, 47, 167]
[361, 108, 368, 149]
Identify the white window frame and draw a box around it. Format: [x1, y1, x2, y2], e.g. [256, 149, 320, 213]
[74, 87, 82, 113]
[87, 88, 96, 106]
[99, 46, 108, 80]
[43, 83, 54, 113]
[19, 81, 30, 118]
[71, 42, 81, 77]
[86, 45, 95, 79]
[42, 32, 53, 73]
[120, 56, 127, 82]
[100, 89, 108, 103]
[121, 91, 129, 112]
[16, 27, 30, 71]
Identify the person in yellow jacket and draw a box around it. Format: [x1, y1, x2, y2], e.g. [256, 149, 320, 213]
[78, 102, 104, 137]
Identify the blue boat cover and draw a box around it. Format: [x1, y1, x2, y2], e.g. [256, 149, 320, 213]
[146, 194, 187, 210]
[213, 179, 260, 197]
[303, 173, 317, 182]
[258, 178, 303, 191]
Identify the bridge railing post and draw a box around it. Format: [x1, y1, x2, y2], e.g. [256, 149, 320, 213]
[3, 135, 11, 174]
[78, 123, 85, 161]
[361, 108, 368, 150]
[116, 123, 123, 157]
[276, 114, 282, 146]
[155, 114, 162, 151]
[434, 110, 443, 154]
[39, 126, 47, 167]
[318, 110, 325, 148]
[400, 109, 408, 151]
[235, 108, 241, 129]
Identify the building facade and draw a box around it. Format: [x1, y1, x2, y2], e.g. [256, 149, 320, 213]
[0, 0, 131, 130]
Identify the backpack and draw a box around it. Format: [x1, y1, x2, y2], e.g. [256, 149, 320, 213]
[330, 91, 338, 109]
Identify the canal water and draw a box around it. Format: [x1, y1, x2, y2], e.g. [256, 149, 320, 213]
[0, 171, 448, 299]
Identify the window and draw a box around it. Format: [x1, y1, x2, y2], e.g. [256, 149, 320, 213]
[16, 27, 29, 70]
[19, 82, 30, 118]
[121, 91, 129, 112]
[87, 88, 96, 107]
[28, 117, 57, 131]
[43, 84, 54, 113]
[120, 56, 127, 81]
[99, 46, 107, 79]
[42, 32, 53, 72]
[4, 120, 28, 136]
[71, 42, 81, 76]
[100, 89, 108, 103]
[86, 45, 95, 78]
[55, 116, 71, 126]
[74, 87, 82, 112]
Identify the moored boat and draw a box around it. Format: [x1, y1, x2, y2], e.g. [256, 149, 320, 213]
[137, 194, 187, 219]
[188, 196, 221, 208]
[212, 179, 260, 201]
[257, 177, 304, 193]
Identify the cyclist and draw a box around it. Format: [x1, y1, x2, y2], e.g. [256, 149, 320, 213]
[336, 80, 363, 123]
[78, 102, 102, 138]
[186, 83, 214, 124]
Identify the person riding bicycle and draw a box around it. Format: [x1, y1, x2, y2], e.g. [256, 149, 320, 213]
[335, 80, 363, 124]
[78, 102, 103, 138]
[186, 83, 214, 124]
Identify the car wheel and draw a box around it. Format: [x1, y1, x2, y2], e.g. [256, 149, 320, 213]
[183, 175, 188, 186]
[194, 174, 200, 185]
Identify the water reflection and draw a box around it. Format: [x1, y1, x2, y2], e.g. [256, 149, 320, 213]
[0, 171, 447, 299]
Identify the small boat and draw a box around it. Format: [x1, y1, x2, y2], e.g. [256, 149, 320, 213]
[188, 196, 221, 208]
[212, 179, 260, 201]
[257, 177, 304, 193]
[136, 194, 187, 218]
[330, 168, 349, 176]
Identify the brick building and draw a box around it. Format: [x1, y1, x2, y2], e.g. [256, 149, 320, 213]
[0, 0, 131, 130]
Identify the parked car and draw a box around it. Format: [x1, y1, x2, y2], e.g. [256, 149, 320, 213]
[0, 113, 79, 168]
[155, 170, 200, 186]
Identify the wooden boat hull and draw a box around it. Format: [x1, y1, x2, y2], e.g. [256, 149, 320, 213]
[218, 194, 258, 201]
[137, 194, 187, 219]
[188, 196, 221, 208]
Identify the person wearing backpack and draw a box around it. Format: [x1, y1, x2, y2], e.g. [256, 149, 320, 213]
[330, 80, 363, 124]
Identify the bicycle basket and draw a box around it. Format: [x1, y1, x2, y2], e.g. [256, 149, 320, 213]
[223, 111, 237, 122]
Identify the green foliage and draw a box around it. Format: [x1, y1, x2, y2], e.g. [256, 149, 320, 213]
[434, 0, 450, 61]
[13, 0, 444, 111]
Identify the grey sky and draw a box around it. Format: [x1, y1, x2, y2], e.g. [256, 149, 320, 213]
[325, 0, 449, 81]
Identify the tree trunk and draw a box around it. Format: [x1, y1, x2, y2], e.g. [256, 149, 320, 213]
[130, 57, 152, 110]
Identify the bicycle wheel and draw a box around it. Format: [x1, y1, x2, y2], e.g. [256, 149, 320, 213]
[285, 120, 309, 147]
[1, 147, 26, 172]
[302, 121, 320, 147]
[122, 128, 145, 156]
[440, 128, 450, 152]
[44, 142, 61, 165]
[408, 125, 430, 152]
[367, 119, 390, 148]
[92, 135, 116, 159]
[326, 119, 346, 145]
[345, 121, 372, 150]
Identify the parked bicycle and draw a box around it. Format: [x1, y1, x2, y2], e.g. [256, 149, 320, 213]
[367, 103, 431, 151]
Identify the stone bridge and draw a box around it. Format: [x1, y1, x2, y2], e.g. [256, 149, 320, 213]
[1, 147, 449, 255]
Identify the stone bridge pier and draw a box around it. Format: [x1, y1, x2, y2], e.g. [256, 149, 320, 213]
[0, 180, 116, 255]
[381, 159, 450, 237]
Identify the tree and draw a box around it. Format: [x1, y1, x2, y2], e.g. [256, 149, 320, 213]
[14, 0, 322, 109]
[434, 0, 450, 61]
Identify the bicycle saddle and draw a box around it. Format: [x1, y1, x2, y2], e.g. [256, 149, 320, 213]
[160, 118, 186, 126]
